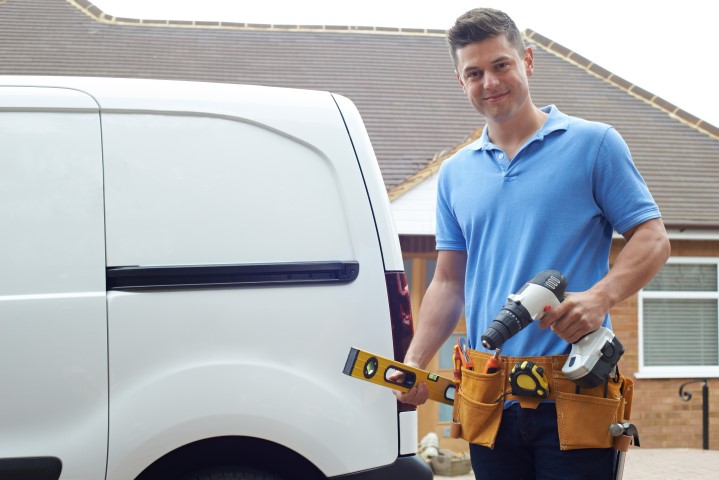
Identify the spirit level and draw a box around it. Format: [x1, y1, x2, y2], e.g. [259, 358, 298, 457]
[342, 347, 455, 405]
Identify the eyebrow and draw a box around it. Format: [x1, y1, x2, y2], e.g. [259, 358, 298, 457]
[490, 55, 513, 64]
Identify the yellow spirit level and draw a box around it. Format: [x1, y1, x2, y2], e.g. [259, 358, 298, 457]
[342, 347, 455, 405]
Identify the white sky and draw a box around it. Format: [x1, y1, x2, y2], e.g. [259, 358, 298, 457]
[92, 0, 719, 126]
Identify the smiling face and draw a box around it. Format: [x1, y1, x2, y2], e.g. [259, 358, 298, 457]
[455, 34, 535, 125]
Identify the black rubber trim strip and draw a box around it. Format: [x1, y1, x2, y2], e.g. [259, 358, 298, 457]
[107, 261, 359, 290]
[329, 455, 432, 480]
[0, 457, 62, 480]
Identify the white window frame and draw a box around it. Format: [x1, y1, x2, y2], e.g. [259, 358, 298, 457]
[636, 257, 719, 378]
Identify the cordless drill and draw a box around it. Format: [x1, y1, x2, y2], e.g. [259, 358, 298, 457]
[480, 270, 624, 388]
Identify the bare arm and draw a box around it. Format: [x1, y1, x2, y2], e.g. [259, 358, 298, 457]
[395, 250, 467, 404]
[540, 218, 671, 342]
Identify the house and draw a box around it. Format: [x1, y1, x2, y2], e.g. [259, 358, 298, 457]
[2, 0, 718, 450]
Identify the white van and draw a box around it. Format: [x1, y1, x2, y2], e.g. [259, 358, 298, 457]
[0, 77, 430, 480]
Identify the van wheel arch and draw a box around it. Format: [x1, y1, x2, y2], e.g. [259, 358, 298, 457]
[134, 436, 326, 480]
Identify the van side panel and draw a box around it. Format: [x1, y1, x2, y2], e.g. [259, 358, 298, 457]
[0, 88, 108, 479]
[102, 92, 401, 479]
[102, 113, 355, 266]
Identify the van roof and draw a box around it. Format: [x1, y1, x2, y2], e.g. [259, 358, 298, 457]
[0, 76, 336, 114]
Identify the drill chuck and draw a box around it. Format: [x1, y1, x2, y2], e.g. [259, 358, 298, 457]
[481, 301, 532, 350]
[481, 270, 567, 350]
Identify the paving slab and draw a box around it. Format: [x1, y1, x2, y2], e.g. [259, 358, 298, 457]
[433, 448, 719, 479]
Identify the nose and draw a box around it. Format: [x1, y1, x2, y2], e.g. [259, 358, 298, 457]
[483, 71, 500, 89]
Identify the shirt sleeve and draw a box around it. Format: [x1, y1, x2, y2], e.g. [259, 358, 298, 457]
[435, 162, 467, 251]
[592, 127, 661, 235]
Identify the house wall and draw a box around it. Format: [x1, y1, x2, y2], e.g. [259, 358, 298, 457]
[400, 235, 719, 452]
[619, 239, 719, 449]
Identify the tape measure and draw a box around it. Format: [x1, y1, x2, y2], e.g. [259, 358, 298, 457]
[509, 361, 550, 398]
[342, 347, 455, 405]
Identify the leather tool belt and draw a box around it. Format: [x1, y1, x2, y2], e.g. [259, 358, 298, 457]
[451, 349, 634, 450]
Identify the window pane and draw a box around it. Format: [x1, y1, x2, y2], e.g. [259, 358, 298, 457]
[644, 299, 718, 366]
[438, 333, 461, 369]
[644, 264, 717, 292]
[438, 403, 453, 423]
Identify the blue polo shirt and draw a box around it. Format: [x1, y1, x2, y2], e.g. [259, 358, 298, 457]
[436, 105, 660, 356]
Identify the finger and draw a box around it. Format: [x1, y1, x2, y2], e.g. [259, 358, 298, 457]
[395, 383, 429, 405]
[543, 294, 579, 330]
[549, 313, 571, 338]
[564, 322, 594, 344]
[561, 326, 583, 344]
[394, 385, 417, 403]
[552, 316, 589, 344]
[414, 383, 430, 404]
[539, 309, 555, 329]
[539, 302, 564, 329]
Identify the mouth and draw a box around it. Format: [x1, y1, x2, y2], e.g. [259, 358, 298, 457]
[484, 91, 509, 102]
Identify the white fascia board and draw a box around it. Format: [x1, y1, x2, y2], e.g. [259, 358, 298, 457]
[390, 174, 438, 235]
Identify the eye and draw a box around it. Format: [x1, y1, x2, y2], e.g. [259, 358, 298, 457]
[467, 70, 482, 80]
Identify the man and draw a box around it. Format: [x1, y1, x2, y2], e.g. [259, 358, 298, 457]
[396, 8, 670, 480]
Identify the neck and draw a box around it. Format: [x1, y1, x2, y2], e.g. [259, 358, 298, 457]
[488, 105, 548, 158]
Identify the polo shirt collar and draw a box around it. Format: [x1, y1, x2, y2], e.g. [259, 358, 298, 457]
[468, 105, 570, 151]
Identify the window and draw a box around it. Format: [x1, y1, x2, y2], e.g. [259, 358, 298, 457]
[638, 258, 719, 378]
[438, 403, 453, 423]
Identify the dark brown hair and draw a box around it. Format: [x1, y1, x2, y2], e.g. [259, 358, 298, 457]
[447, 8, 526, 66]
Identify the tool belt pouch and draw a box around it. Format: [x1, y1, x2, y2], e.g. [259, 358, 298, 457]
[452, 367, 504, 448]
[555, 373, 633, 451]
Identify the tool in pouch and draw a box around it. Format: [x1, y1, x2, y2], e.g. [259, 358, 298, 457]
[454, 336, 500, 376]
[484, 348, 500, 374]
[342, 347, 455, 405]
[450, 341, 465, 438]
[610, 422, 640, 480]
[456, 339, 551, 400]
[509, 360, 550, 398]
[450, 338, 504, 440]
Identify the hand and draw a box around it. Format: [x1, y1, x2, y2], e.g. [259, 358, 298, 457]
[387, 368, 430, 405]
[393, 382, 429, 405]
[538, 291, 607, 343]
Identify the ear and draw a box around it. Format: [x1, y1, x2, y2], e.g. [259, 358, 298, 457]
[524, 47, 535, 77]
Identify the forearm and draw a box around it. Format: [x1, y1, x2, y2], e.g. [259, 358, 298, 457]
[590, 218, 671, 313]
[542, 218, 670, 341]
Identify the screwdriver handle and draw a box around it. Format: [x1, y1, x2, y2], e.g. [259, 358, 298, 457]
[453, 345, 463, 384]
[484, 349, 501, 374]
